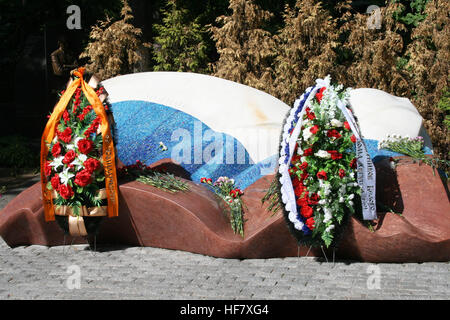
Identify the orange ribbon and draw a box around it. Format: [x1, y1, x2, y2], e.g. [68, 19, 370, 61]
[40, 67, 119, 221]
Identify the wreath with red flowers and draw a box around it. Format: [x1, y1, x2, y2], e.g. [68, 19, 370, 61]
[277, 76, 376, 248]
[43, 83, 111, 234]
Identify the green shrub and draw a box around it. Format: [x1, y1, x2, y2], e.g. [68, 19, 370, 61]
[0, 135, 40, 175]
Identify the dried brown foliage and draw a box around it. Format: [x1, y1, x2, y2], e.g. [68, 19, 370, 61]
[209, 0, 275, 92]
[336, 2, 410, 96]
[270, 0, 339, 103]
[405, 0, 449, 161]
[210, 0, 448, 162]
[79, 0, 150, 80]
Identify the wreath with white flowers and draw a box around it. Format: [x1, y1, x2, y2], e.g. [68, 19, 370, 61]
[278, 76, 377, 248]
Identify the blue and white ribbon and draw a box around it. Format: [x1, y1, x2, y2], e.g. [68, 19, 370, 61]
[278, 77, 377, 231]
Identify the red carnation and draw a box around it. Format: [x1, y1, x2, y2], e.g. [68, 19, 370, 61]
[310, 125, 319, 134]
[327, 150, 343, 160]
[300, 172, 309, 182]
[350, 134, 357, 143]
[294, 185, 306, 197]
[299, 162, 308, 171]
[344, 121, 351, 131]
[63, 150, 76, 165]
[315, 87, 326, 103]
[291, 154, 301, 164]
[339, 169, 346, 178]
[303, 148, 313, 156]
[308, 193, 320, 205]
[74, 169, 92, 187]
[58, 184, 73, 200]
[296, 195, 309, 207]
[51, 142, 62, 157]
[84, 158, 101, 173]
[51, 174, 60, 191]
[306, 217, 316, 230]
[289, 168, 296, 176]
[327, 129, 341, 139]
[77, 139, 93, 155]
[292, 177, 301, 188]
[307, 111, 316, 120]
[301, 205, 314, 218]
[317, 170, 328, 180]
[350, 158, 357, 169]
[44, 161, 52, 176]
[57, 127, 72, 143]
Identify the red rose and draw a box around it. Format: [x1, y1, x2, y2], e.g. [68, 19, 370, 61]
[307, 111, 316, 120]
[310, 125, 319, 134]
[344, 121, 351, 131]
[74, 169, 92, 187]
[327, 150, 343, 160]
[350, 158, 357, 169]
[306, 217, 316, 229]
[350, 134, 357, 143]
[57, 127, 72, 143]
[327, 129, 341, 139]
[52, 142, 62, 157]
[77, 139, 93, 155]
[315, 87, 326, 103]
[317, 170, 328, 180]
[44, 161, 52, 176]
[50, 174, 60, 191]
[58, 184, 74, 200]
[63, 150, 76, 165]
[303, 148, 313, 156]
[84, 158, 101, 173]
[339, 169, 346, 178]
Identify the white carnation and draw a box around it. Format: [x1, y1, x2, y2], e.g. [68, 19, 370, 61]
[315, 150, 331, 159]
[330, 119, 343, 127]
[303, 128, 313, 141]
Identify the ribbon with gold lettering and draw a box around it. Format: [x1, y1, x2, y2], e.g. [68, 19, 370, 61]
[40, 67, 119, 221]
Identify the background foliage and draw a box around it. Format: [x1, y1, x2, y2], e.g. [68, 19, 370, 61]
[1, 0, 447, 171]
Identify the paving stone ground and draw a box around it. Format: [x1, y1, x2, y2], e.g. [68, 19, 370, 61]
[0, 173, 449, 300]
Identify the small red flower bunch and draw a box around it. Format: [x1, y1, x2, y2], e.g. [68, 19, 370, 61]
[201, 176, 245, 237]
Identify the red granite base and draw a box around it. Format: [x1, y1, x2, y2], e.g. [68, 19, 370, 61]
[0, 157, 448, 262]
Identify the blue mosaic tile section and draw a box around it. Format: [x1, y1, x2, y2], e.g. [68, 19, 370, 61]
[110, 100, 268, 190]
[109, 100, 433, 190]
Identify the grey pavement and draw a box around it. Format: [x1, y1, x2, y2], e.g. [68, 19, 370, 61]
[0, 174, 449, 300]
